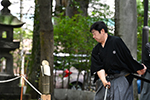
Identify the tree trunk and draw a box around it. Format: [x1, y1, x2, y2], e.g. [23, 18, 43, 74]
[28, 0, 41, 99]
[29, 0, 54, 99]
[39, 0, 54, 99]
[66, 0, 89, 17]
[55, 0, 68, 16]
[76, 0, 89, 16]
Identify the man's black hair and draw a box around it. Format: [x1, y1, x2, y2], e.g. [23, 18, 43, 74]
[90, 21, 108, 33]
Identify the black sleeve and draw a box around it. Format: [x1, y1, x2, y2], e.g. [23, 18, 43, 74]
[143, 42, 150, 72]
[115, 37, 144, 73]
[91, 45, 104, 76]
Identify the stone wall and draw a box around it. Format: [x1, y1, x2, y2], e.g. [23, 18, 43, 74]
[54, 89, 95, 100]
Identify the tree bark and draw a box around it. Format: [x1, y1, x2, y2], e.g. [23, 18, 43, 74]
[29, 0, 54, 99]
[28, 0, 41, 99]
[65, 0, 89, 17]
[39, 0, 54, 99]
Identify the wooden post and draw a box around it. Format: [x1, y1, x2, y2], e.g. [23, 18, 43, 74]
[42, 76, 50, 94]
[41, 60, 51, 100]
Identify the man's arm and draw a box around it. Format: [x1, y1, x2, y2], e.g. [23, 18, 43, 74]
[97, 69, 111, 87]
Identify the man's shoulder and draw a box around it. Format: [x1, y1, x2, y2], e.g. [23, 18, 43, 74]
[109, 35, 121, 42]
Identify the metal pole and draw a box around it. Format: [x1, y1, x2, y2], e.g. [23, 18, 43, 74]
[142, 26, 149, 61]
[141, 0, 149, 90]
[144, 0, 148, 26]
[142, 0, 149, 62]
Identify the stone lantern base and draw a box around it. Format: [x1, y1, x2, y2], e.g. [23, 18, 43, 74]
[0, 74, 31, 100]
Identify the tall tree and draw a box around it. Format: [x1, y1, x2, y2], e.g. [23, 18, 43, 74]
[55, 0, 89, 17]
[28, 0, 54, 99]
[28, 0, 41, 99]
[39, 0, 54, 97]
[66, 0, 89, 17]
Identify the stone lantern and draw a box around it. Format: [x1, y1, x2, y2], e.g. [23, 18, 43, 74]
[0, 0, 25, 99]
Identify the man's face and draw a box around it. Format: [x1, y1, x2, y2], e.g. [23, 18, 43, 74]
[91, 29, 103, 43]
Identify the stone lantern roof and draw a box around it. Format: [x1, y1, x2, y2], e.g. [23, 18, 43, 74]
[0, 0, 25, 51]
[0, 14, 25, 28]
[0, 0, 25, 28]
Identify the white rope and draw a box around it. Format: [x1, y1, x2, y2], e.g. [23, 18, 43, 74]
[22, 76, 42, 95]
[0, 75, 42, 95]
[0, 76, 20, 83]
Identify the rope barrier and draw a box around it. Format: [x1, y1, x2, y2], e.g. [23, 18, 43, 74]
[0, 75, 42, 96]
[21, 75, 42, 95]
[0, 76, 20, 83]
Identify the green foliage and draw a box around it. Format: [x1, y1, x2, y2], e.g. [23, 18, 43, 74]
[53, 0, 114, 71]
[54, 14, 96, 71]
[53, 10, 114, 72]
[137, 0, 144, 61]
[54, 15, 95, 53]
[137, 0, 150, 61]
[13, 28, 33, 40]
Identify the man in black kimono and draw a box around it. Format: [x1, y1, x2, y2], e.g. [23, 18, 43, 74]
[90, 21, 147, 100]
[140, 42, 150, 100]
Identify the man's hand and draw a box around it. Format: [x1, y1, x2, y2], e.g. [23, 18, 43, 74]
[137, 64, 147, 75]
[101, 80, 111, 88]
